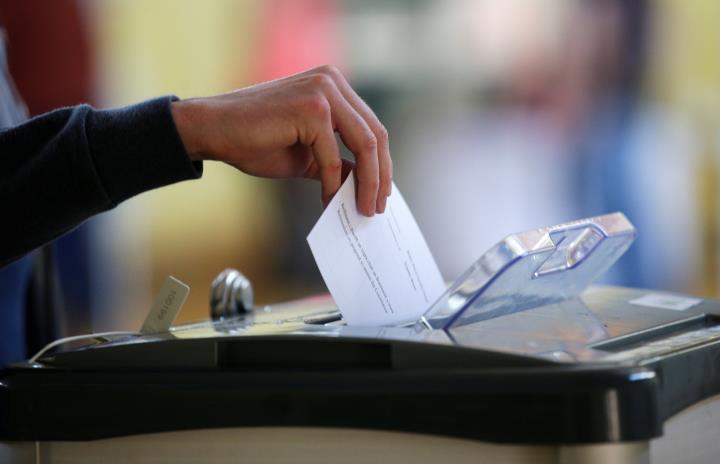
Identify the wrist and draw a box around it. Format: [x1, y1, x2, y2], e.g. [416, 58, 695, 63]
[171, 99, 210, 161]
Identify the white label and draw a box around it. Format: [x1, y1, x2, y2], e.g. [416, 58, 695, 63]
[141, 276, 190, 333]
[629, 293, 702, 311]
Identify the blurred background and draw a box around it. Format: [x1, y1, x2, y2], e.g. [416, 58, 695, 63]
[1, 0, 719, 334]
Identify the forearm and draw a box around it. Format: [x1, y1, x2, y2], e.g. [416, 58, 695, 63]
[0, 96, 202, 266]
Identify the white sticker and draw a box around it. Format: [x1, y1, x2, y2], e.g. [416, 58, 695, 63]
[629, 293, 702, 311]
[141, 276, 190, 334]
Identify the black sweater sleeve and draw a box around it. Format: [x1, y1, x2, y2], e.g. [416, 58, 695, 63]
[0, 96, 203, 266]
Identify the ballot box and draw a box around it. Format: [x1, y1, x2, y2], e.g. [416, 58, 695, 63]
[2, 213, 720, 464]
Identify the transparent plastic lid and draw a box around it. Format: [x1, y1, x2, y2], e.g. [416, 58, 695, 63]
[418, 213, 636, 330]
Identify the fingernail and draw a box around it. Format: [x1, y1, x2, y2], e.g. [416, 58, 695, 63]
[376, 197, 387, 214]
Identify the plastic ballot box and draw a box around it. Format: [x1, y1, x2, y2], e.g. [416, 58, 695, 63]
[2, 213, 720, 464]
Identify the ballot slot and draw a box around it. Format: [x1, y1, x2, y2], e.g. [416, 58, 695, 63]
[591, 314, 720, 353]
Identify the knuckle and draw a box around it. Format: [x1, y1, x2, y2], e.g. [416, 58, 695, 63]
[301, 93, 330, 118]
[307, 72, 334, 90]
[361, 133, 378, 152]
[317, 64, 341, 78]
[322, 157, 343, 170]
[376, 124, 389, 144]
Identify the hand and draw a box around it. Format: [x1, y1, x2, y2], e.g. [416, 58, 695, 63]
[171, 65, 392, 216]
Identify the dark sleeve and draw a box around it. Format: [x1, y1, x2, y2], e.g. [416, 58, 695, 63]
[0, 95, 203, 266]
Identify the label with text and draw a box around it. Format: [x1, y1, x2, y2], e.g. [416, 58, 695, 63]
[141, 276, 190, 333]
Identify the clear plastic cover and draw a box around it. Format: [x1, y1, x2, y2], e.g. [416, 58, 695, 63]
[418, 213, 636, 330]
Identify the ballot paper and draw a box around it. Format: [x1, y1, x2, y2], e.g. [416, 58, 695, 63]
[307, 172, 446, 326]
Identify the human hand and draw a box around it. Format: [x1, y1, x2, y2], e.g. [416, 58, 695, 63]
[171, 65, 391, 216]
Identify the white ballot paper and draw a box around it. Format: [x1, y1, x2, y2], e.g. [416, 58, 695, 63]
[307, 172, 445, 326]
